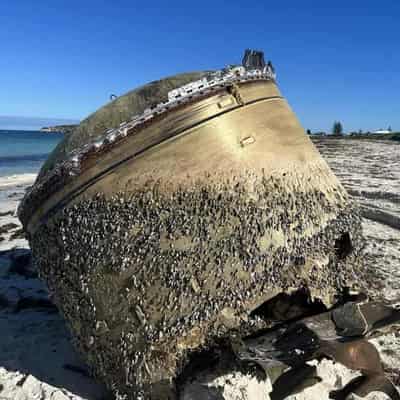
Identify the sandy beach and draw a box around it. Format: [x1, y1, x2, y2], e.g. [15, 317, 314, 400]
[0, 137, 399, 400]
[0, 175, 110, 400]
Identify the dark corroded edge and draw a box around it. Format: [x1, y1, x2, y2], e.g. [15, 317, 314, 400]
[29, 172, 368, 399]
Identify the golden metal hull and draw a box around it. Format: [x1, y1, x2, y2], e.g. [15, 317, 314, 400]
[20, 79, 365, 399]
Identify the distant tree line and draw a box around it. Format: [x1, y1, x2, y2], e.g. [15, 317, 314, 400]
[307, 122, 400, 142]
[306, 121, 344, 136]
[332, 121, 343, 136]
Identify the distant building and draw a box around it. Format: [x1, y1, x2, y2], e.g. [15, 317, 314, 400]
[373, 130, 391, 134]
[311, 131, 327, 136]
[373, 127, 392, 134]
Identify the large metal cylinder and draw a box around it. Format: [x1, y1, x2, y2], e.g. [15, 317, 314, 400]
[19, 62, 365, 399]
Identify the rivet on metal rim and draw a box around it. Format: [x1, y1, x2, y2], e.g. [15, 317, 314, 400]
[217, 97, 234, 109]
[240, 136, 256, 147]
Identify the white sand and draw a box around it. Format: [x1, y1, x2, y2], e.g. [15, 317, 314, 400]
[0, 175, 35, 251]
[0, 176, 109, 400]
[0, 173, 38, 189]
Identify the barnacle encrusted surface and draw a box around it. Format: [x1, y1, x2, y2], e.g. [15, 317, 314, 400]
[31, 169, 365, 399]
[20, 54, 369, 399]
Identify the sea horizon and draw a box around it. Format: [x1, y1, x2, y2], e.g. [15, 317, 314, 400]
[0, 129, 63, 179]
[0, 128, 44, 133]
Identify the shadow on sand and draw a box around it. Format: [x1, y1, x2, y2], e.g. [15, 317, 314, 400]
[0, 248, 113, 400]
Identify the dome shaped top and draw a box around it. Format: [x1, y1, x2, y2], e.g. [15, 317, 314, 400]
[40, 71, 210, 178]
[20, 50, 278, 230]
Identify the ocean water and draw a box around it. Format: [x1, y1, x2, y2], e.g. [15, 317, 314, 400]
[0, 130, 63, 178]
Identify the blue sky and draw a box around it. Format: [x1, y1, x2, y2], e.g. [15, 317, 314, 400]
[0, 0, 399, 132]
[0, 116, 78, 131]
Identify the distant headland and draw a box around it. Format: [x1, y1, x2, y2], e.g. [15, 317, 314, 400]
[40, 124, 78, 134]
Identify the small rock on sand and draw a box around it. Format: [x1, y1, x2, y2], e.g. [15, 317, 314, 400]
[0, 223, 19, 235]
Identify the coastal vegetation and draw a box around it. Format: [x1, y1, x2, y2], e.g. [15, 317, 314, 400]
[347, 131, 400, 142]
[308, 129, 400, 143]
[332, 121, 344, 136]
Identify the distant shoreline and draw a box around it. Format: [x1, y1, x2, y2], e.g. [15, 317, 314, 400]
[310, 132, 400, 142]
[40, 124, 77, 134]
[0, 129, 64, 134]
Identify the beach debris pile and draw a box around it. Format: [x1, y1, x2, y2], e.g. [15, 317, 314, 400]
[179, 295, 400, 400]
[237, 298, 400, 400]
